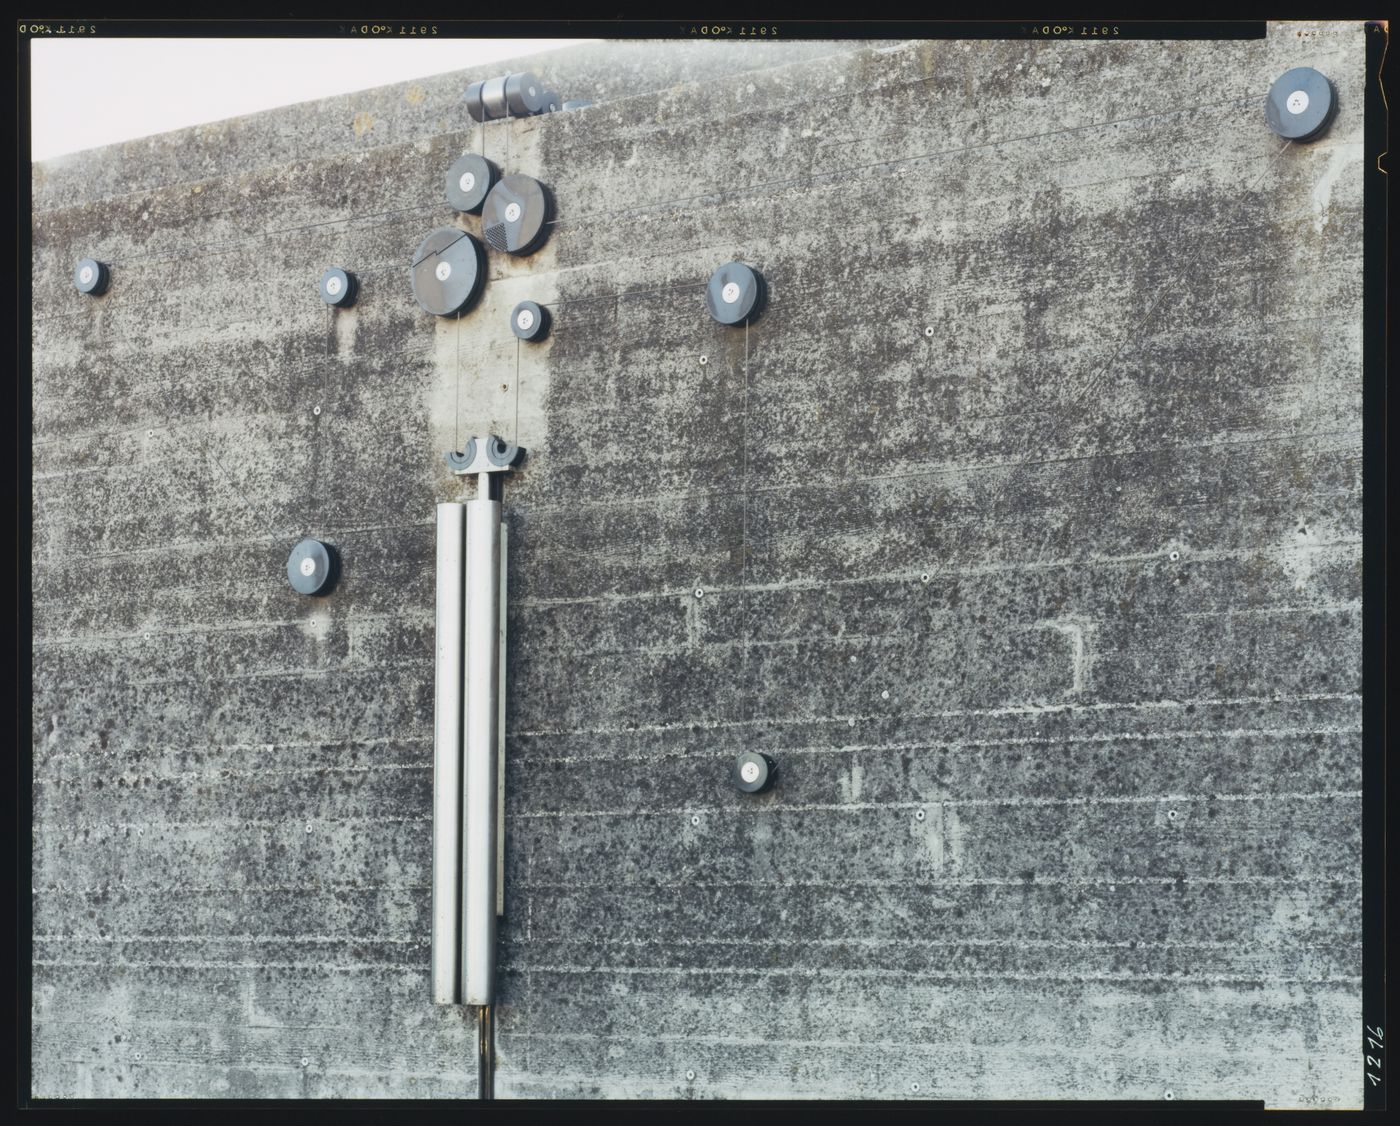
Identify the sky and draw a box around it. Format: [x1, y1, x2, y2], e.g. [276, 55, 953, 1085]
[28, 38, 597, 161]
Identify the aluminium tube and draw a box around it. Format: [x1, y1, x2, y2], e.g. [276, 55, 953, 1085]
[431, 503, 466, 1005]
[462, 490, 502, 1005]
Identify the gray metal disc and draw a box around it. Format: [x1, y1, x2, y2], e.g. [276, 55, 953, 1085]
[733, 751, 776, 794]
[74, 258, 110, 296]
[505, 71, 545, 115]
[445, 437, 479, 474]
[510, 300, 549, 341]
[1266, 67, 1335, 142]
[539, 90, 562, 114]
[410, 228, 486, 317]
[486, 436, 523, 467]
[705, 262, 765, 326]
[481, 175, 551, 256]
[287, 538, 333, 595]
[446, 153, 498, 214]
[318, 266, 357, 307]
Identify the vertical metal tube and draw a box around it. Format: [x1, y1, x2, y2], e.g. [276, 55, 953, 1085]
[431, 503, 466, 1005]
[462, 493, 501, 1005]
[497, 524, 508, 919]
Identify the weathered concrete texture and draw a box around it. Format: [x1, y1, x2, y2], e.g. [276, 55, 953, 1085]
[32, 26, 1364, 1103]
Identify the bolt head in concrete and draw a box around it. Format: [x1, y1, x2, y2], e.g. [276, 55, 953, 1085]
[287, 538, 333, 596]
[510, 300, 549, 342]
[73, 258, 110, 296]
[318, 267, 357, 307]
[733, 751, 776, 794]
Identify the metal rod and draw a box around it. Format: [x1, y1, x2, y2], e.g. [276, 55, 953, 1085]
[462, 494, 501, 1005]
[431, 503, 465, 1005]
[476, 1004, 494, 1099]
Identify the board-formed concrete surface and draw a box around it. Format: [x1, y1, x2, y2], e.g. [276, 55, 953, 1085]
[32, 27, 1364, 1103]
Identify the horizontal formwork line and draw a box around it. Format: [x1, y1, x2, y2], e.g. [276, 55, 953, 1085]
[35, 201, 440, 275]
[504, 605, 1360, 659]
[547, 426, 1359, 509]
[32, 1048, 468, 1084]
[38, 735, 432, 762]
[34, 763, 428, 787]
[30, 1014, 367, 1034]
[33, 959, 423, 972]
[32, 520, 433, 571]
[40, 733, 431, 761]
[517, 725, 1363, 766]
[29, 417, 1363, 529]
[33, 792, 1362, 832]
[500, 964, 1361, 985]
[501, 1031, 1359, 1053]
[538, 428, 1358, 515]
[41, 750, 433, 777]
[518, 875, 1362, 889]
[28, 586, 1362, 670]
[34, 883, 430, 894]
[46, 521, 431, 556]
[36, 814, 431, 830]
[34, 934, 426, 945]
[32, 610, 433, 649]
[36, 875, 1356, 896]
[37, 705, 1360, 767]
[503, 937, 1342, 951]
[30, 960, 1357, 986]
[29, 536, 1362, 631]
[511, 543, 1362, 610]
[118, 662, 430, 688]
[34, 724, 1361, 785]
[1176, 605, 1362, 618]
[32, 427, 1360, 561]
[511, 791, 1361, 819]
[508, 691, 1362, 740]
[32, 606, 1365, 689]
[29, 310, 1357, 454]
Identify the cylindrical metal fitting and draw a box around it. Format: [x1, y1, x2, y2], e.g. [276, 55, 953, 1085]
[505, 71, 545, 115]
[481, 75, 509, 120]
[432, 503, 466, 1004]
[463, 80, 487, 122]
[462, 497, 502, 1004]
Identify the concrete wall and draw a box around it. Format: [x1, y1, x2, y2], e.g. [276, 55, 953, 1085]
[31, 27, 1365, 1103]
